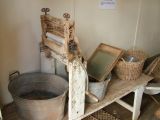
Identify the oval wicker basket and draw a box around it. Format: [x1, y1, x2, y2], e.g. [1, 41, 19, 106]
[115, 50, 147, 80]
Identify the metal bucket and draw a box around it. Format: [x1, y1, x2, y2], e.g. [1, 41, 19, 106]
[86, 74, 112, 103]
[8, 72, 68, 120]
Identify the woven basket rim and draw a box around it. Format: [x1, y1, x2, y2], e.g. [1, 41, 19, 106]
[117, 59, 145, 65]
[124, 50, 147, 60]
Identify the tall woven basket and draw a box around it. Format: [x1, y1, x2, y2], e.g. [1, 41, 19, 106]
[115, 50, 147, 80]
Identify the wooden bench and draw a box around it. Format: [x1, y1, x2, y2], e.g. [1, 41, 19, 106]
[63, 74, 153, 120]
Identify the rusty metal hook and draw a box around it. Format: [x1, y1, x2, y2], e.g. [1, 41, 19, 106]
[63, 13, 70, 21]
[9, 71, 20, 81]
[41, 8, 50, 15]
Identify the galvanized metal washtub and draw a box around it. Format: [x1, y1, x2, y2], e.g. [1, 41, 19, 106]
[8, 72, 68, 120]
[86, 74, 112, 103]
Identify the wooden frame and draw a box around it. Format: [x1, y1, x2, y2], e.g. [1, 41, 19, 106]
[87, 43, 124, 81]
[41, 8, 81, 62]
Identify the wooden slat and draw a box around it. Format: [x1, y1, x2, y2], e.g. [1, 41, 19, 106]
[116, 100, 133, 112]
[41, 14, 74, 38]
[44, 38, 65, 55]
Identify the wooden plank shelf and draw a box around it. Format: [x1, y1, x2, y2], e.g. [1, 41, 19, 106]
[63, 74, 153, 120]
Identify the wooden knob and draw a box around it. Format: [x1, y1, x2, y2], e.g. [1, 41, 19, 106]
[63, 13, 70, 20]
[41, 8, 50, 15]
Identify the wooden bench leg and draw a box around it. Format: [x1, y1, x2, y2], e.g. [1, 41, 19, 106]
[0, 109, 2, 120]
[132, 86, 144, 120]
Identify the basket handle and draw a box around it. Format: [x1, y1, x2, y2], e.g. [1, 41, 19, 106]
[121, 58, 130, 65]
[9, 71, 20, 81]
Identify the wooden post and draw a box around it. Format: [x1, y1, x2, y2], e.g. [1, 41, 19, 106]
[0, 109, 2, 120]
[63, 13, 71, 60]
[68, 59, 86, 120]
[132, 86, 144, 120]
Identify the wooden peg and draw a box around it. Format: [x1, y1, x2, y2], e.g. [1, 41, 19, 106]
[41, 8, 50, 15]
[63, 13, 70, 21]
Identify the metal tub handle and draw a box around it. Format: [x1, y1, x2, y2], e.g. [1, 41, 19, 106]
[9, 71, 20, 81]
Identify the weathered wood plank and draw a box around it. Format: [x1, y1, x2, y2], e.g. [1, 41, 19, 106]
[44, 38, 66, 56]
[68, 59, 86, 120]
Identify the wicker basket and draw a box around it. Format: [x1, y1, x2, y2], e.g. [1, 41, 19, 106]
[115, 50, 147, 80]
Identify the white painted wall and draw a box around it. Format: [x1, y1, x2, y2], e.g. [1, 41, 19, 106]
[0, 0, 160, 106]
[136, 0, 160, 55]
[0, 0, 48, 105]
[45, 0, 160, 57]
